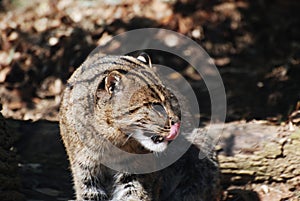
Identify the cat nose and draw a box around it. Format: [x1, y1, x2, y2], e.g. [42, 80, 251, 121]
[164, 116, 180, 129]
[169, 116, 180, 126]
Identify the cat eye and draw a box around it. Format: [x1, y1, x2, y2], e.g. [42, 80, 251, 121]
[151, 103, 167, 117]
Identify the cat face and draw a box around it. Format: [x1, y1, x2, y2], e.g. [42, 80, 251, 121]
[123, 85, 181, 152]
[95, 55, 181, 153]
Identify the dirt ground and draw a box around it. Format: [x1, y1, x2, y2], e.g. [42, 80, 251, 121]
[0, 0, 300, 200]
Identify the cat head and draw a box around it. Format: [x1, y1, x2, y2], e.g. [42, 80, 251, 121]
[95, 54, 181, 153]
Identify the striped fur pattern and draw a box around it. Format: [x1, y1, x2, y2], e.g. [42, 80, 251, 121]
[59, 52, 220, 201]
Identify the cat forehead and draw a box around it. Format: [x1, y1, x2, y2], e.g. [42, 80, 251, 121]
[101, 59, 158, 82]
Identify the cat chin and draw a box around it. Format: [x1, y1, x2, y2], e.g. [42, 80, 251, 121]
[132, 130, 168, 152]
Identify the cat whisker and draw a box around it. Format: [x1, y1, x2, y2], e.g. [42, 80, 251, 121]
[122, 133, 134, 146]
[152, 151, 160, 157]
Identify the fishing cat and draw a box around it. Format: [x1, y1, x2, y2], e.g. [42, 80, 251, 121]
[59, 52, 220, 201]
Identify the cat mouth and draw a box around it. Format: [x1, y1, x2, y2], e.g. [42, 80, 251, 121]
[131, 122, 180, 152]
[150, 122, 180, 144]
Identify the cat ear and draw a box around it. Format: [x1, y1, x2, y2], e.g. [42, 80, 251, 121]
[137, 52, 152, 68]
[105, 71, 121, 94]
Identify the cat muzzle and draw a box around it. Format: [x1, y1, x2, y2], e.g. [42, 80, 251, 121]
[165, 122, 180, 141]
[150, 135, 165, 144]
[150, 122, 180, 143]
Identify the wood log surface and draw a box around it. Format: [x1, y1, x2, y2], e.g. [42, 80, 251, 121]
[207, 121, 300, 200]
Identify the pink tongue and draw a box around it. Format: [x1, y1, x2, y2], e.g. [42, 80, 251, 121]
[165, 122, 180, 141]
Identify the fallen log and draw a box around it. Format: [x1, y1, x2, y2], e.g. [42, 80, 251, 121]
[207, 121, 300, 200]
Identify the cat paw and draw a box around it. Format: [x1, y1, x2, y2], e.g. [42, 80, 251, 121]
[80, 187, 107, 201]
[110, 181, 150, 201]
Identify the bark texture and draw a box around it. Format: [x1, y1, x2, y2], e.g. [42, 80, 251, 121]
[210, 121, 300, 200]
